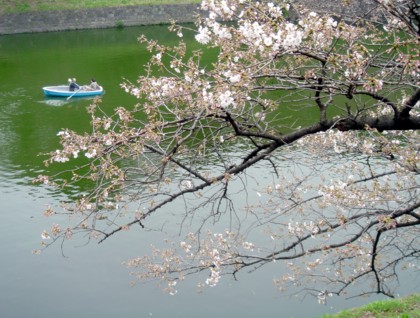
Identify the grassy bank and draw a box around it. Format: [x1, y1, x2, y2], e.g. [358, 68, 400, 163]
[321, 294, 420, 318]
[0, 0, 200, 14]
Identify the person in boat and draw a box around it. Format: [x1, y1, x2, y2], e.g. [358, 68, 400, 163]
[68, 78, 80, 92]
[85, 79, 100, 91]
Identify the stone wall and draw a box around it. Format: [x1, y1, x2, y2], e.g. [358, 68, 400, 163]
[0, 1, 377, 35]
[0, 4, 203, 35]
[297, 0, 377, 18]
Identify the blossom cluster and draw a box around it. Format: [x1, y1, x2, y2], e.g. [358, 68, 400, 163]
[126, 230, 255, 294]
[288, 220, 320, 237]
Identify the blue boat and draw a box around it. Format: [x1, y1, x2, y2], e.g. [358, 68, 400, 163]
[42, 85, 104, 97]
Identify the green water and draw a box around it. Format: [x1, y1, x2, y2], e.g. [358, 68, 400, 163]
[0, 26, 175, 181]
[0, 26, 413, 318]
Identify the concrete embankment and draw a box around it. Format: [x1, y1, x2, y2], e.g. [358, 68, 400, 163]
[0, 0, 377, 35]
[0, 4, 202, 35]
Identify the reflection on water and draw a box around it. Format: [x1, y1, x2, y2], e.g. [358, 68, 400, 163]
[39, 98, 71, 107]
[40, 95, 98, 107]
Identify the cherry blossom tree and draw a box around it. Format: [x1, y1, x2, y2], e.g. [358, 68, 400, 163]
[35, 0, 419, 303]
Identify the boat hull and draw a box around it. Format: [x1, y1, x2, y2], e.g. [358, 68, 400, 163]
[42, 85, 104, 97]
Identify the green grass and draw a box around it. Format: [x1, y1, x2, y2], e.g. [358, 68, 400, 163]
[321, 294, 420, 318]
[0, 0, 200, 14]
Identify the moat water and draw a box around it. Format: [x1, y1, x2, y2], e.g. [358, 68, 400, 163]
[0, 25, 417, 318]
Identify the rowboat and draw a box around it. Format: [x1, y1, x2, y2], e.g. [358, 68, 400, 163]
[42, 85, 104, 97]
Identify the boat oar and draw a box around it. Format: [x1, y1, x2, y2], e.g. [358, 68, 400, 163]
[66, 89, 80, 100]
